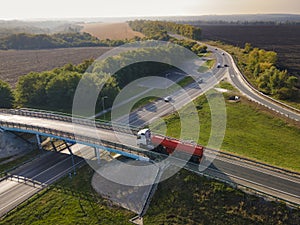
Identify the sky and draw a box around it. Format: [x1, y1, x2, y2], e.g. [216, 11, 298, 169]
[1, 0, 300, 20]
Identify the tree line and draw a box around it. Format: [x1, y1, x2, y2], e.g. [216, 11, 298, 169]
[128, 20, 202, 40]
[244, 43, 298, 99]
[0, 32, 138, 50]
[128, 20, 206, 56]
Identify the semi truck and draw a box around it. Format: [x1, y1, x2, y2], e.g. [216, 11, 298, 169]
[137, 129, 204, 163]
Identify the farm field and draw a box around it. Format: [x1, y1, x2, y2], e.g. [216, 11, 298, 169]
[80, 22, 145, 40]
[200, 24, 300, 78]
[0, 47, 111, 88]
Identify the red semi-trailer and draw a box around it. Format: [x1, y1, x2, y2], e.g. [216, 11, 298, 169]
[137, 129, 204, 163]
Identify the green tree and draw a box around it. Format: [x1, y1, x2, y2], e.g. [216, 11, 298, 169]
[15, 72, 55, 107]
[287, 76, 298, 88]
[0, 80, 13, 108]
[46, 72, 82, 109]
[244, 43, 253, 53]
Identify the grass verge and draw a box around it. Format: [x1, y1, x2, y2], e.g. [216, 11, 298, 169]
[198, 59, 216, 73]
[177, 76, 195, 87]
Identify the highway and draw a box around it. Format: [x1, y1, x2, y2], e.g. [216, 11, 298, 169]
[114, 45, 226, 127]
[0, 111, 299, 206]
[0, 149, 85, 217]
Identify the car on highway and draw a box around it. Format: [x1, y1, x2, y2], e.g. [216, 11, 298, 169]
[164, 96, 172, 102]
[224, 64, 229, 67]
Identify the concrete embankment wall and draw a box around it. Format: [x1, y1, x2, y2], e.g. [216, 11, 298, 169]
[0, 131, 34, 159]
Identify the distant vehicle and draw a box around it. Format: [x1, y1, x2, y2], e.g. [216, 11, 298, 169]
[228, 95, 240, 101]
[222, 52, 225, 55]
[137, 128, 204, 163]
[224, 64, 229, 67]
[164, 96, 172, 102]
[217, 63, 221, 68]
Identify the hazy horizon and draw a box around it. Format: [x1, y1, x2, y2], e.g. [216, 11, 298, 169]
[1, 0, 300, 20]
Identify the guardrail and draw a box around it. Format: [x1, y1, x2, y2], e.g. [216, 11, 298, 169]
[0, 108, 140, 135]
[0, 120, 159, 161]
[6, 174, 46, 188]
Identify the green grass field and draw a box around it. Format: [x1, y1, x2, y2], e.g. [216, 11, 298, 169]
[144, 168, 300, 224]
[198, 59, 216, 73]
[151, 82, 300, 172]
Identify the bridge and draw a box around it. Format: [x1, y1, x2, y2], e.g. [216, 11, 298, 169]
[0, 108, 299, 211]
[0, 108, 155, 162]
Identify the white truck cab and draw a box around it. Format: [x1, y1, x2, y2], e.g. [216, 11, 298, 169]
[137, 128, 151, 147]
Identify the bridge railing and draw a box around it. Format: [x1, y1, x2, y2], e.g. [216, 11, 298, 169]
[0, 120, 159, 160]
[0, 108, 140, 135]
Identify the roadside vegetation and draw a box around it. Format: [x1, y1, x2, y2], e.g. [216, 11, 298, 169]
[1, 164, 299, 224]
[177, 76, 195, 87]
[151, 82, 300, 172]
[129, 20, 202, 41]
[198, 59, 215, 73]
[207, 41, 300, 108]
[145, 168, 300, 224]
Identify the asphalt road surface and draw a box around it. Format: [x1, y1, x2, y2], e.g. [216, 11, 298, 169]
[0, 149, 85, 217]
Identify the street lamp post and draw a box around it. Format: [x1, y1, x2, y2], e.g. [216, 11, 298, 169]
[165, 73, 170, 94]
[102, 96, 108, 120]
[165, 73, 170, 84]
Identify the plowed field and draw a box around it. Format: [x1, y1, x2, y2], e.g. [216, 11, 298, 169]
[0, 47, 111, 88]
